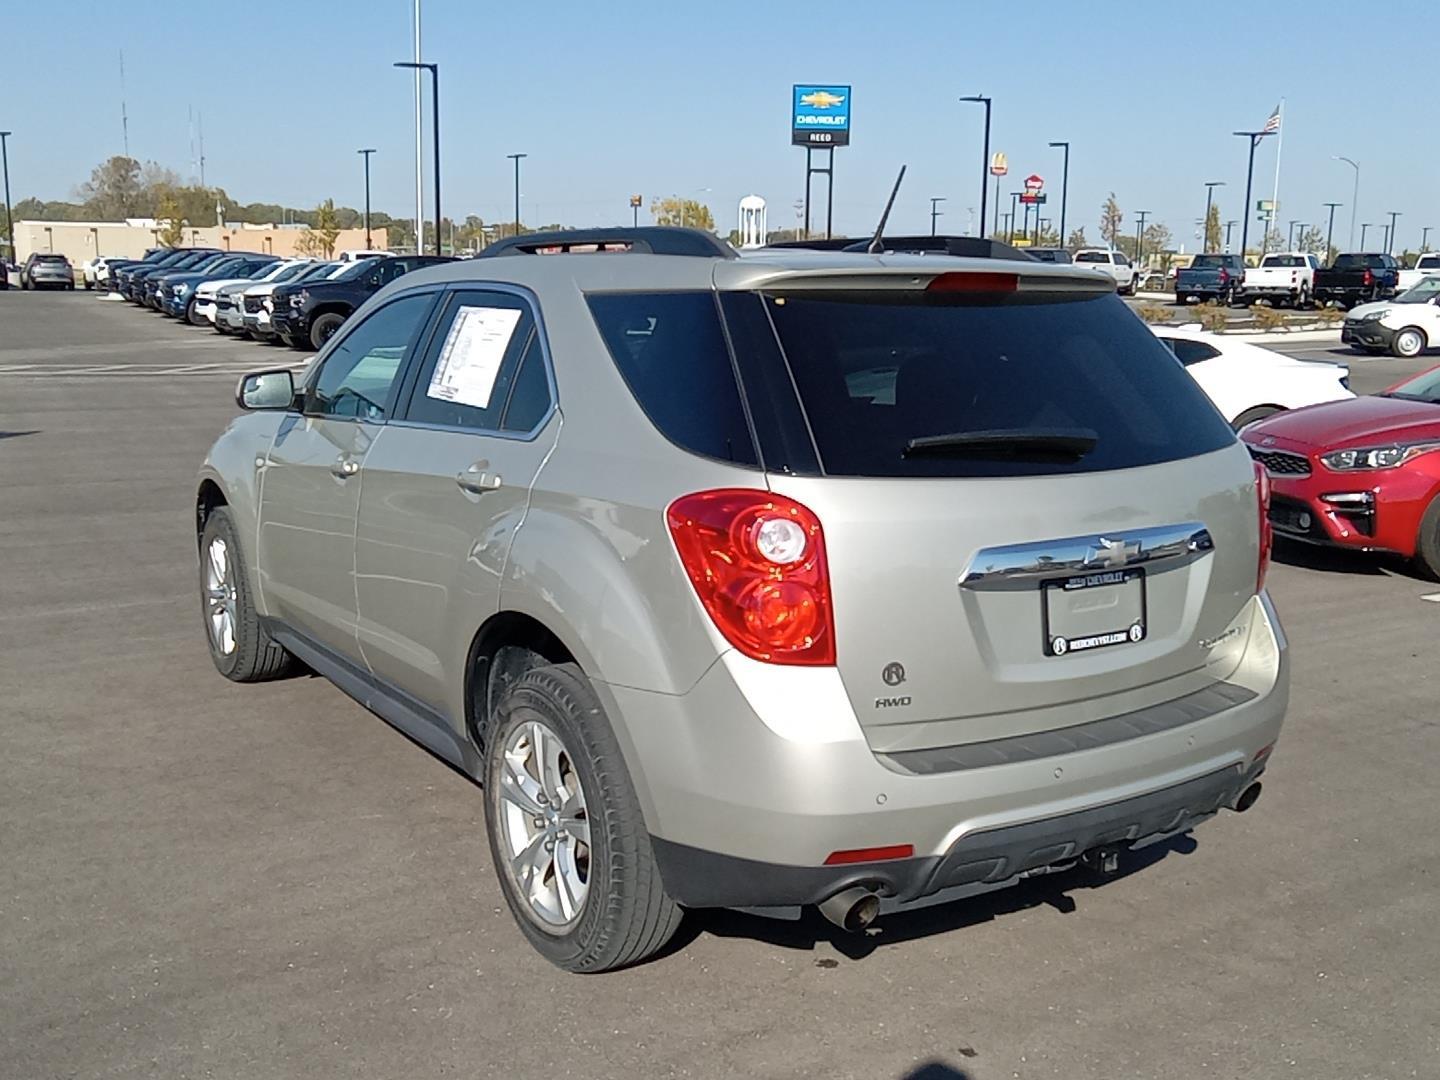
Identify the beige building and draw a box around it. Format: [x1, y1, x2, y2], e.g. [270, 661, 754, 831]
[12, 219, 387, 263]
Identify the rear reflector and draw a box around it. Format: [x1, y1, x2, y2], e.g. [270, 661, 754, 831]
[925, 272, 1018, 294]
[823, 844, 915, 866]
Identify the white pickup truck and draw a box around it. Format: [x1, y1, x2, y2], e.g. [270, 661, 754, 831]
[1397, 253, 1440, 292]
[1239, 252, 1320, 307]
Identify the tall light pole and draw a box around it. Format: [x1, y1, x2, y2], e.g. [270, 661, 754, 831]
[357, 149, 376, 250]
[1134, 209, 1150, 268]
[0, 131, 11, 263]
[1008, 190, 1021, 244]
[1423, 226, 1433, 252]
[1385, 210, 1401, 254]
[960, 95, 991, 239]
[1048, 140, 1069, 244]
[1287, 219, 1300, 250]
[1235, 130, 1273, 262]
[1360, 223, 1372, 248]
[1334, 156, 1360, 250]
[1203, 181, 1225, 251]
[1224, 220, 1237, 251]
[394, 62, 440, 255]
[929, 196, 946, 236]
[1322, 201, 1343, 259]
[507, 153, 527, 236]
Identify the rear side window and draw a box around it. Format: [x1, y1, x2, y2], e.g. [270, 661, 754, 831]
[1191, 255, 1225, 268]
[763, 290, 1233, 478]
[1075, 252, 1106, 264]
[587, 292, 758, 467]
[1158, 337, 1222, 366]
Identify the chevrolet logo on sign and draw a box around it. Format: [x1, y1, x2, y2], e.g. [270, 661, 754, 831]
[799, 90, 846, 109]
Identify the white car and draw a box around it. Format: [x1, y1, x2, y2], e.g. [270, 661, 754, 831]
[338, 249, 389, 262]
[1073, 248, 1137, 294]
[1341, 276, 1440, 358]
[194, 260, 309, 327]
[1396, 253, 1440, 293]
[1150, 325, 1353, 429]
[81, 256, 112, 290]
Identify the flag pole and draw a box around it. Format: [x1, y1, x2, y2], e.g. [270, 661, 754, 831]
[1269, 99, 1284, 251]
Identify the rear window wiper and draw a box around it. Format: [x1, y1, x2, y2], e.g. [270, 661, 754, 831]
[903, 428, 1098, 462]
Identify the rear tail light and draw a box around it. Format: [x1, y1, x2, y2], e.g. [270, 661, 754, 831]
[824, 844, 915, 866]
[925, 271, 1018, 294]
[1362, 268, 1374, 287]
[1254, 462, 1273, 593]
[1219, 268, 1230, 285]
[667, 489, 835, 665]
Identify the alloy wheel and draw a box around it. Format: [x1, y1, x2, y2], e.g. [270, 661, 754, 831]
[204, 536, 238, 655]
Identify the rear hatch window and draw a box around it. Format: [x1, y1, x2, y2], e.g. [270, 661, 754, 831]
[759, 289, 1233, 477]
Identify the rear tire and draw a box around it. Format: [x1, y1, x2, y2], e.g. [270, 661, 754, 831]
[483, 662, 682, 973]
[1232, 405, 1283, 432]
[199, 507, 296, 682]
[1392, 327, 1427, 359]
[1175, 293, 1188, 306]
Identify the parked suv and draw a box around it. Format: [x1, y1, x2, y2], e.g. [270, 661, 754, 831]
[197, 228, 1288, 972]
[269, 254, 453, 350]
[21, 253, 75, 290]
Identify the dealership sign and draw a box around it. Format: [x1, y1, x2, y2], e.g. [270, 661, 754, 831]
[792, 85, 851, 147]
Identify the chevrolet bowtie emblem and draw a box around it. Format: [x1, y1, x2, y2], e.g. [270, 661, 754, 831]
[799, 90, 846, 109]
[1086, 537, 1141, 569]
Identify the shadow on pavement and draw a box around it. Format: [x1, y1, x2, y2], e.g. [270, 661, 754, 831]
[677, 833, 1198, 963]
[902, 1064, 974, 1080]
[1272, 536, 1418, 579]
[0, 430, 40, 440]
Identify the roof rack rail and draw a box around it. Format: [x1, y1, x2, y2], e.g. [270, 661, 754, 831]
[843, 235, 1038, 260]
[478, 226, 736, 259]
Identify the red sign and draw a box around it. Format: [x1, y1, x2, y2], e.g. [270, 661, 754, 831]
[1024, 173, 1044, 194]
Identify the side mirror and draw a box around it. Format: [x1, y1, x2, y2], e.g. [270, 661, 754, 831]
[236, 369, 297, 411]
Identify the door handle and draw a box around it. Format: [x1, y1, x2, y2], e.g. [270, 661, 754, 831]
[330, 456, 360, 480]
[456, 461, 503, 495]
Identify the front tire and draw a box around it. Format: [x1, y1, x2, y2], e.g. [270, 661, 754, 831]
[186, 299, 205, 326]
[483, 662, 682, 973]
[1415, 497, 1440, 581]
[199, 507, 296, 682]
[1393, 327, 1427, 359]
[309, 312, 345, 351]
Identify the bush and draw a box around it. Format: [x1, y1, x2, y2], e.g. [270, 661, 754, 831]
[1315, 305, 1346, 326]
[1191, 302, 1229, 333]
[1136, 303, 1174, 324]
[1250, 303, 1288, 332]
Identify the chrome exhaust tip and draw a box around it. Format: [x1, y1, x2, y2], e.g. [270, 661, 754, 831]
[1231, 781, 1263, 814]
[818, 886, 881, 933]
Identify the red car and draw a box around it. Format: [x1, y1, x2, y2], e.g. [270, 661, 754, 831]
[1241, 364, 1440, 576]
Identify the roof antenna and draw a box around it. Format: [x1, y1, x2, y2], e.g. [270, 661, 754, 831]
[867, 165, 907, 254]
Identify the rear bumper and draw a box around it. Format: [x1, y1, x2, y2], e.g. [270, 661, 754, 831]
[605, 592, 1288, 910]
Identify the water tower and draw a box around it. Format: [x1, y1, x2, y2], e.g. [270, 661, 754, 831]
[738, 196, 767, 249]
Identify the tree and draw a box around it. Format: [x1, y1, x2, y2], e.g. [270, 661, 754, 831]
[296, 198, 341, 258]
[1296, 225, 1326, 257]
[77, 156, 143, 219]
[1143, 222, 1173, 256]
[1065, 227, 1087, 251]
[650, 196, 714, 231]
[155, 189, 185, 248]
[1099, 193, 1123, 248]
[1204, 203, 1222, 253]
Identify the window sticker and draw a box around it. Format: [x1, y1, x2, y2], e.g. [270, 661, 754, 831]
[425, 306, 523, 409]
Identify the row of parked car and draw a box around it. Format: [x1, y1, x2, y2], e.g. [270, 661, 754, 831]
[1174, 251, 1440, 314]
[97, 246, 452, 350]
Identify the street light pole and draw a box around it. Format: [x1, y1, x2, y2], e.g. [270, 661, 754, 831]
[960, 95, 991, 239]
[1008, 191, 1020, 244]
[929, 196, 945, 236]
[394, 62, 440, 254]
[1134, 210, 1149, 268]
[0, 131, 12, 262]
[1224, 220, 1237, 251]
[1203, 181, 1224, 251]
[507, 153, 527, 237]
[1385, 210, 1401, 254]
[1334, 156, 1360, 250]
[1360, 223, 1372, 248]
[1423, 226, 1433, 252]
[1048, 141, 1069, 244]
[357, 149, 376, 250]
[1234, 130, 1273, 263]
[1322, 202, 1343, 259]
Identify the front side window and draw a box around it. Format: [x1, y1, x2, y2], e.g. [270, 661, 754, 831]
[306, 293, 435, 421]
[402, 290, 547, 433]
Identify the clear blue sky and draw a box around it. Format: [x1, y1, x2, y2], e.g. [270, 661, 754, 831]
[3, 0, 1434, 249]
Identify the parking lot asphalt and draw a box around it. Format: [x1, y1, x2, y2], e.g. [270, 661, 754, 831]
[3, 290, 1438, 1080]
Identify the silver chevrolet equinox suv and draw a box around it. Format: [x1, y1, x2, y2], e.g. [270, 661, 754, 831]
[196, 228, 1288, 972]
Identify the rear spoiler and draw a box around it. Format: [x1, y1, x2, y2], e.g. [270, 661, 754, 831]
[768, 235, 1039, 261]
[479, 227, 735, 259]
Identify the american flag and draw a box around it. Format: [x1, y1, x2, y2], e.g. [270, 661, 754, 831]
[1263, 105, 1282, 134]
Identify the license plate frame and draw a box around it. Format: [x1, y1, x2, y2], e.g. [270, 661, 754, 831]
[1041, 567, 1147, 658]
